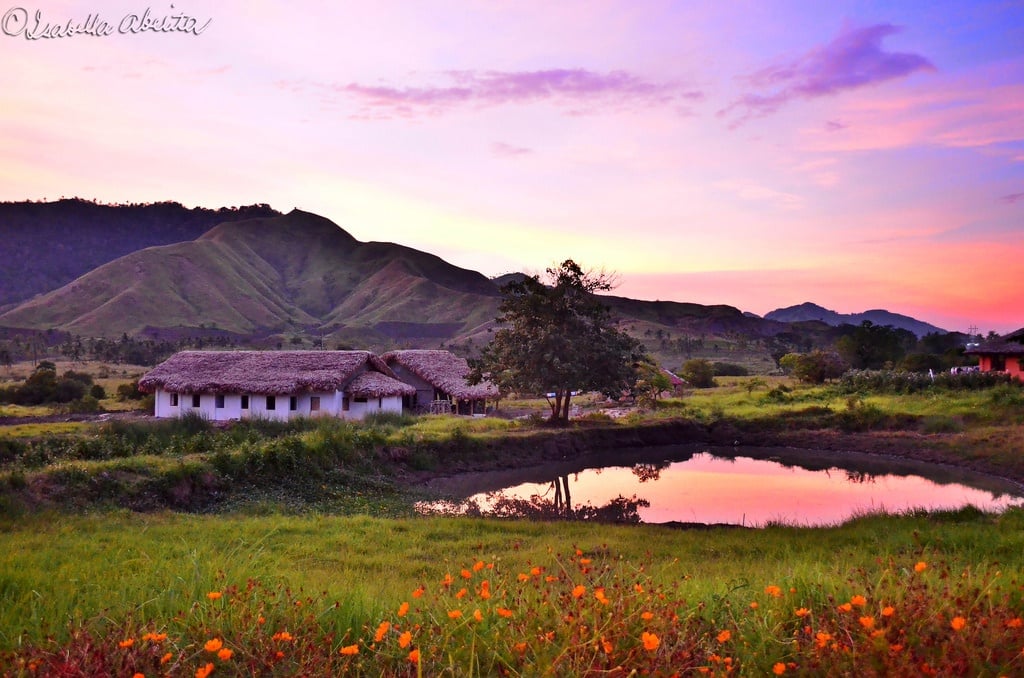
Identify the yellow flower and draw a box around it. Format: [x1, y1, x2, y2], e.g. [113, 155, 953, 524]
[374, 621, 391, 643]
[408, 648, 420, 663]
[206, 591, 222, 601]
[399, 631, 412, 648]
[717, 630, 731, 643]
[951, 616, 967, 631]
[339, 644, 359, 656]
[641, 631, 660, 651]
[914, 561, 927, 573]
[204, 638, 223, 653]
[217, 648, 233, 661]
[773, 662, 786, 675]
[572, 585, 586, 599]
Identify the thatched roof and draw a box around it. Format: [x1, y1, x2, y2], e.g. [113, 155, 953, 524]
[381, 350, 499, 400]
[347, 371, 416, 398]
[139, 350, 412, 396]
[965, 340, 1024, 356]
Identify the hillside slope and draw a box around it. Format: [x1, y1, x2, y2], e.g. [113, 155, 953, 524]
[765, 302, 946, 337]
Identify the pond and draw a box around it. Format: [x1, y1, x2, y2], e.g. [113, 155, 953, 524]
[420, 445, 1024, 527]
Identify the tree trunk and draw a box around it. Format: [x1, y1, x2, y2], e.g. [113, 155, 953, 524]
[561, 391, 571, 421]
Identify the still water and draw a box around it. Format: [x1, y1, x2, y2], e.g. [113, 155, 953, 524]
[422, 445, 1024, 527]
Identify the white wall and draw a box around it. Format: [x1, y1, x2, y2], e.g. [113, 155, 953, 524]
[152, 390, 403, 421]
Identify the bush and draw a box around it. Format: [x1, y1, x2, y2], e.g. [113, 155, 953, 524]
[779, 351, 848, 384]
[712, 362, 749, 377]
[89, 384, 106, 400]
[679, 359, 716, 388]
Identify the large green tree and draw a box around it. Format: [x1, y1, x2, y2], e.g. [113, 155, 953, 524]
[473, 260, 644, 423]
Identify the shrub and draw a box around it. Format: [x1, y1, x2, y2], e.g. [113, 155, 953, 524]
[679, 359, 716, 388]
[712, 362, 749, 377]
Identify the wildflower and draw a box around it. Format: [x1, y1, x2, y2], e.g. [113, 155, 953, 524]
[195, 663, 214, 678]
[461, 569, 472, 579]
[473, 609, 483, 622]
[119, 638, 134, 648]
[272, 632, 293, 642]
[749, 602, 759, 610]
[456, 588, 467, 599]
[374, 621, 391, 643]
[641, 611, 654, 621]
[794, 607, 810, 618]
[717, 630, 731, 643]
[773, 663, 786, 675]
[951, 616, 967, 631]
[397, 601, 409, 617]
[573, 585, 586, 599]
[518, 573, 530, 582]
[837, 603, 853, 612]
[479, 580, 491, 599]
[206, 591, 222, 601]
[204, 638, 223, 653]
[497, 607, 514, 618]
[881, 606, 895, 617]
[580, 558, 592, 565]
[442, 573, 453, 587]
[595, 588, 610, 605]
[399, 631, 412, 648]
[890, 644, 904, 652]
[412, 586, 424, 599]
[635, 584, 644, 593]
[859, 616, 875, 630]
[133, 674, 145, 678]
[1006, 618, 1023, 628]
[815, 631, 832, 648]
[514, 642, 527, 653]
[160, 653, 173, 665]
[448, 610, 463, 619]
[530, 566, 541, 576]
[545, 575, 559, 583]
[764, 585, 782, 597]
[642, 631, 660, 651]
[408, 648, 420, 663]
[340, 644, 359, 655]
[914, 561, 927, 573]
[274, 651, 284, 659]
[601, 637, 613, 654]
[257, 616, 265, 625]
[850, 595, 867, 607]
[217, 648, 233, 661]
[473, 560, 485, 572]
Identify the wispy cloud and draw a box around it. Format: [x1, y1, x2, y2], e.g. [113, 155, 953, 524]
[824, 120, 848, 132]
[332, 69, 701, 118]
[720, 23, 935, 127]
[1001, 191, 1024, 204]
[491, 141, 532, 157]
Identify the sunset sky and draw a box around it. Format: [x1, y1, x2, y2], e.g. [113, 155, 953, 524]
[2, 1, 1022, 333]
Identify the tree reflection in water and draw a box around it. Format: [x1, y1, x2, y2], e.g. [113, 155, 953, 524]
[631, 461, 670, 483]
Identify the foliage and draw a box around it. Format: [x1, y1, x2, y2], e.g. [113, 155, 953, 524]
[473, 260, 644, 422]
[778, 351, 848, 384]
[631, 361, 673, 408]
[0, 364, 92, 405]
[679, 359, 716, 388]
[116, 379, 146, 401]
[837, 369, 1014, 395]
[712, 361, 749, 377]
[835, 320, 916, 370]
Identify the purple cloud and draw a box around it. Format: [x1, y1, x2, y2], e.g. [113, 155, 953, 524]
[491, 142, 532, 157]
[337, 69, 697, 118]
[1000, 192, 1024, 204]
[824, 119, 848, 132]
[720, 23, 935, 127]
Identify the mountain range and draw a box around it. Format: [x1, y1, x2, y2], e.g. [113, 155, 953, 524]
[0, 200, 953, 364]
[764, 302, 946, 337]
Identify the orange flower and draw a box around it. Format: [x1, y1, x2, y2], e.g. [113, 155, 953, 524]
[859, 616, 875, 630]
[119, 638, 134, 648]
[204, 638, 223, 653]
[794, 608, 810, 618]
[133, 674, 144, 678]
[914, 561, 927, 573]
[530, 566, 541, 576]
[545, 575, 559, 583]
[773, 662, 786, 675]
[815, 631, 832, 648]
[461, 569, 472, 579]
[479, 580, 492, 599]
[572, 585, 586, 599]
[881, 606, 895, 617]
[160, 652, 173, 665]
[580, 558, 592, 565]
[398, 631, 412, 649]
[195, 663, 214, 678]
[764, 585, 782, 598]
[594, 588, 610, 605]
[517, 573, 530, 582]
[473, 560, 485, 572]
[837, 603, 853, 613]
[951, 616, 967, 631]
[749, 602, 759, 610]
[641, 611, 654, 621]
[408, 648, 420, 663]
[497, 607, 514, 618]
[513, 642, 527, 653]
[339, 644, 359, 656]
[272, 631, 293, 642]
[217, 648, 233, 661]
[635, 584, 644, 593]
[717, 630, 731, 643]
[455, 588, 467, 599]
[850, 595, 867, 607]
[398, 602, 409, 617]
[257, 616, 265, 625]
[601, 637, 613, 654]
[448, 610, 463, 619]
[1006, 618, 1023, 628]
[374, 621, 391, 643]
[441, 573, 453, 587]
[473, 609, 483, 622]
[206, 591, 222, 601]
[642, 632, 660, 651]
[412, 587, 424, 599]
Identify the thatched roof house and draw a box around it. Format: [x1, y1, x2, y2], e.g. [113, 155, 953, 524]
[381, 349, 498, 415]
[965, 339, 1024, 380]
[140, 350, 414, 421]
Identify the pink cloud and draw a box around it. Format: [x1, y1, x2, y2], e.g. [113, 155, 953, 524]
[334, 69, 701, 118]
[720, 23, 935, 127]
[491, 141, 532, 157]
[1000, 191, 1024, 204]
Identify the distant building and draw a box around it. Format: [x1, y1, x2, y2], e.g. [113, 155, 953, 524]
[138, 350, 414, 420]
[964, 340, 1024, 381]
[381, 349, 499, 415]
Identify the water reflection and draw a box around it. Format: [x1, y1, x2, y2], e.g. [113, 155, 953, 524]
[420, 445, 1024, 527]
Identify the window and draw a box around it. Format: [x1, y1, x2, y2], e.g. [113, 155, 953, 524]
[310, 396, 320, 412]
[354, 397, 367, 403]
[378, 397, 383, 408]
[192, 394, 201, 408]
[215, 394, 225, 409]
[169, 393, 178, 407]
[241, 395, 249, 410]
[342, 396, 350, 412]
[266, 396, 276, 410]
[992, 355, 1006, 371]
[289, 396, 297, 411]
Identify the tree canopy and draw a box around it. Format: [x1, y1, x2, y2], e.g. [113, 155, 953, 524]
[472, 260, 644, 423]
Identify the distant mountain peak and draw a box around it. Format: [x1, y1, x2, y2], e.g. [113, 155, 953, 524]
[765, 302, 946, 337]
